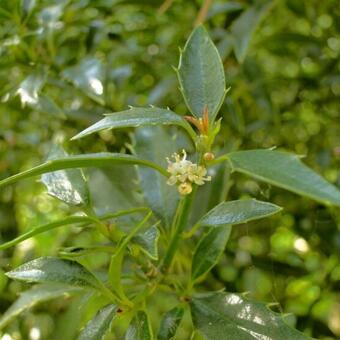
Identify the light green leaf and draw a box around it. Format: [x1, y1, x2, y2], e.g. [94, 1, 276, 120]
[228, 150, 340, 206]
[71, 107, 195, 142]
[0, 216, 92, 251]
[191, 226, 231, 282]
[0, 152, 168, 189]
[177, 25, 226, 121]
[132, 224, 160, 260]
[0, 284, 80, 330]
[190, 291, 311, 339]
[63, 57, 105, 104]
[231, 0, 273, 62]
[6, 257, 101, 289]
[41, 146, 90, 206]
[125, 311, 153, 340]
[78, 304, 117, 340]
[158, 306, 184, 340]
[197, 199, 282, 228]
[133, 126, 183, 228]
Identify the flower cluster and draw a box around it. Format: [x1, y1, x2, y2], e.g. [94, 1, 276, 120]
[166, 150, 211, 195]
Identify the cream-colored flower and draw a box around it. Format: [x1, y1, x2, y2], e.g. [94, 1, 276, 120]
[166, 150, 211, 195]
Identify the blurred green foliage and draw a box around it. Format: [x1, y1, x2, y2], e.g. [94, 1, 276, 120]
[0, 0, 339, 339]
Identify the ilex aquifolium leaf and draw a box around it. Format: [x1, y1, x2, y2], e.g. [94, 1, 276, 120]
[191, 226, 231, 282]
[41, 145, 90, 206]
[78, 304, 117, 340]
[190, 291, 311, 339]
[177, 25, 226, 121]
[71, 106, 196, 142]
[6, 257, 101, 289]
[228, 149, 340, 206]
[0, 152, 168, 189]
[196, 199, 282, 228]
[0, 284, 80, 330]
[132, 224, 160, 260]
[158, 306, 184, 340]
[125, 311, 153, 340]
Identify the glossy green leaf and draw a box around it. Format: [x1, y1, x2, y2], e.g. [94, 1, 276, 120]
[125, 311, 153, 340]
[192, 226, 231, 282]
[0, 216, 92, 251]
[158, 306, 184, 340]
[71, 107, 195, 142]
[197, 199, 282, 228]
[177, 25, 226, 120]
[41, 146, 90, 206]
[0, 152, 168, 189]
[190, 291, 311, 339]
[132, 224, 160, 260]
[6, 257, 100, 289]
[63, 57, 105, 104]
[88, 167, 142, 215]
[0, 284, 80, 330]
[231, 0, 273, 62]
[134, 126, 184, 228]
[16, 73, 45, 107]
[78, 304, 117, 340]
[228, 150, 340, 206]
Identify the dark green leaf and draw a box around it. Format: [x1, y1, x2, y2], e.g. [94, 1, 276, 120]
[228, 150, 340, 206]
[0, 284, 80, 330]
[72, 107, 195, 142]
[6, 257, 100, 289]
[0, 152, 168, 189]
[78, 304, 117, 340]
[132, 224, 160, 260]
[41, 146, 90, 206]
[158, 307, 184, 340]
[190, 291, 311, 339]
[133, 126, 183, 228]
[192, 226, 231, 282]
[197, 199, 282, 228]
[231, 0, 273, 62]
[125, 311, 153, 340]
[177, 26, 226, 120]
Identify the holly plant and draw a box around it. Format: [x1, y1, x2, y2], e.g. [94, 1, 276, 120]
[1, 26, 339, 339]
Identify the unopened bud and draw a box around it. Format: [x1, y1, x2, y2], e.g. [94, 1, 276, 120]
[203, 152, 215, 161]
[178, 182, 192, 195]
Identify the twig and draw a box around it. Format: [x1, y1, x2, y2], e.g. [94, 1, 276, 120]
[194, 0, 213, 26]
[158, 0, 174, 15]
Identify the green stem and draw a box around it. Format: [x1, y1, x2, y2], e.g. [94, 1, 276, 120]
[160, 190, 196, 272]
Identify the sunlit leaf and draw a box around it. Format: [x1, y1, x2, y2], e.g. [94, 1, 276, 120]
[178, 25, 226, 120]
[0, 284, 80, 330]
[190, 291, 311, 339]
[41, 146, 90, 206]
[228, 150, 340, 206]
[125, 311, 153, 340]
[16, 73, 45, 107]
[78, 304, 117, 340]
[197, 199, 282, 228]
[158, 306, 184, 340]
[191, 226, 231, 282]
[63, 58, 105, 104]
[6, 257, 101, 289]
[72, 107, 195, 142]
